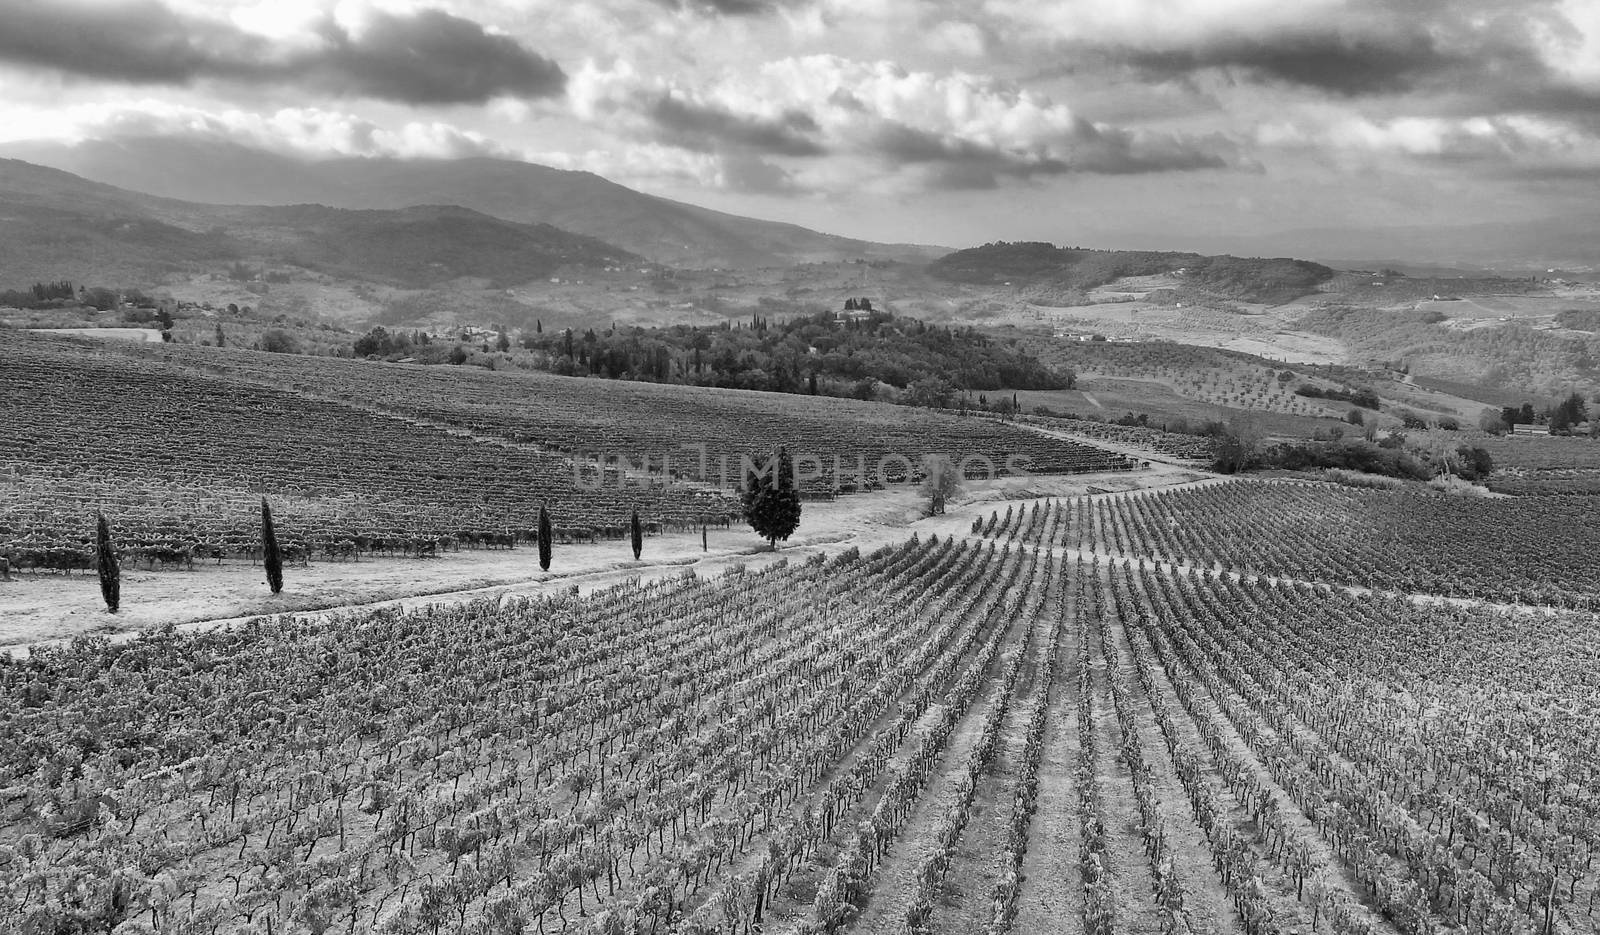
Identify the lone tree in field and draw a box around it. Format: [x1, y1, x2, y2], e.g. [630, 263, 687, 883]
[95, 512, 120, 613]
[920, 454, 963, 515]
[537, 505, 553, 571]
[1210, 416, 1263, 474]
[743, 447, 802, 550]
[261, 497, 284, 594]
[630, 508, 643, 560]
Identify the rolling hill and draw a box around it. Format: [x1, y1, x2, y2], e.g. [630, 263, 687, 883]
[0, 158, 637, 287]
[931, 241, 1336, 304]
[0, 137, 946, 269]
[1205, 216, 1600, 272]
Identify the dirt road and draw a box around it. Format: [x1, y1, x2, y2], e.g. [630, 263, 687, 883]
[4, 468, 1210, 652]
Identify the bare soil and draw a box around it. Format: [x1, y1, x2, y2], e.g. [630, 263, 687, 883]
[1010, 577, 1085, 935]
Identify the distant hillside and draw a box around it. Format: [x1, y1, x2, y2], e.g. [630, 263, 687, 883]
[207, 204, 637, 287]
[1295, 305, 1600, 397]
[931, 241, 1335, 304]
[1205, 216, 1600, 271]
[0, 159, 635, 288]
[0, 159, 243, 283]
[0, 137, 947, 269]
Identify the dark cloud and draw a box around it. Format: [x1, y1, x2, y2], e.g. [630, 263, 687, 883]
[1053, 0, 1599, 116]
[861, 119, 1229, 189]
[0, 0, 255, 84]
[1120, 32, 1470, 96]
[0, 0, 565, 103]
[644, 97, 826, 156]
[304, 9, 566, 104]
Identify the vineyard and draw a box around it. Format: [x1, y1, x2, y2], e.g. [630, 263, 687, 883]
[0, 335, 1129, 566]
[1487, 472, 1600, 497]
[0, 338, 736, 570]
[1011, 415, 1216, 462]
[43, 335, 1133, 482]
[973, 480, 1600, 607]
[5, 330, 1595, 935]
[1472, 436, 1600, 497]
[1020, 338, 1361, 421]
[4, 525, 1595, 935]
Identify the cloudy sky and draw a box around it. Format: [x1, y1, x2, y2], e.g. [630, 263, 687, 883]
[2, 0, 1598, 250]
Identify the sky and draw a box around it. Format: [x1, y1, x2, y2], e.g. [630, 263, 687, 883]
[1, 0, 1598, 250]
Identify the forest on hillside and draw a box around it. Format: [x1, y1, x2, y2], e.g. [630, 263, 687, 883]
[930, 241, 1334, 304]
[520, 309, 1069, 396]
[1296, 306, 1600, 396]
[355, 309, 1070, 398]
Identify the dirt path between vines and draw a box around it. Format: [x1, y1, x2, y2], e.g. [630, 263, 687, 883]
[10, 459, 1548, 656]
[846, 564, 1044, 935]
[923, 567, 1060, 935]
[1012, 579, 1086, 935]
[1085, 594, 1165, 935]
[1098, 572, 1243, 935]
[3, 468, 1209, 653]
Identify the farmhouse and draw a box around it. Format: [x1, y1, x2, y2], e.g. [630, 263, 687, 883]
[835, 298, 877, 325]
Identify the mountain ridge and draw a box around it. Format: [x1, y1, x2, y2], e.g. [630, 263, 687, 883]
[0, 157, 639, 287]
[0, 137, 948, 269]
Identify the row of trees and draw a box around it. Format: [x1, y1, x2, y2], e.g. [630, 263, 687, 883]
[1486, 393, 1593, 434]
[1211, 419, 1495, 483]
[91, 499, 287, 613]
[1294, 384, 1381, 409]
[0, 281, 130, 312]
[79, 500, 563, 613]
[69, 461, 809, 614]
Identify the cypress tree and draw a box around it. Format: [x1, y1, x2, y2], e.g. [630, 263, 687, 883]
[743, 447, 803, 550]
[630, 508, 643, 560]
[95, 512, 120, 613]
[538, 505, 553, 571]
[262, 497, 283, 594]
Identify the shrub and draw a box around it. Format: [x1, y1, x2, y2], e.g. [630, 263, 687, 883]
[260, 329, 301, 354]
[1429, 474, 1494, 497]
[1321, 468, 1405, 490]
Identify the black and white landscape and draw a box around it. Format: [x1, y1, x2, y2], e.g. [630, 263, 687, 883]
[3, 2, 1600, 934]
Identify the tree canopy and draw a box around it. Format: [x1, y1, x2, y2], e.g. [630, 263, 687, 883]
[518, 310, 1068, 395]
[742, 447, 802, 549]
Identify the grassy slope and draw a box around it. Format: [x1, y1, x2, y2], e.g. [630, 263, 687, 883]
[931, 242, 1335, 304]
[1006, 333, 1489, 435]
